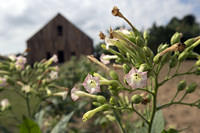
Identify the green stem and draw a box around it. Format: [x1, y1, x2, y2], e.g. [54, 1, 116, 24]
[25, 95, 32, 118]
[170, 90, 179, 102]
[124, 88, 154, 96]
[131, 104, 150, 124]
[178, 92, 187, 102]
[114, 111, 126, 133]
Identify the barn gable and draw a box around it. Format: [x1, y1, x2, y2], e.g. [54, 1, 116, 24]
[27, 13, 93, 64]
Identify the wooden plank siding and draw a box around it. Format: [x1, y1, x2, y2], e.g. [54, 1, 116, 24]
[27, 13, 93, 64]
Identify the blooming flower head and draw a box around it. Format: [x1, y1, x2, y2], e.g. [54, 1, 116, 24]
[0, 77, 7, 87]
[0, 99, 11, 111]
[21, 85, 31, 93]
[100, 54, 118, 65]
[83, 74, 100, 94]
[15, 56, 27, 70]
[49, 71, 58, 80]
[71, 87, 80, 101]
[50, 54, 58, 63]
[124, 67, 147, 89]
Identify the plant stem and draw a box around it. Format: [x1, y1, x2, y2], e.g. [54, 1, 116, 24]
[25, 95, 32, 118]
[114, 111, 126, 133]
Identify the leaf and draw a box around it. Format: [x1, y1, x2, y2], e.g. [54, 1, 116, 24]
[19, 116, 42, 133]
[35, 109, 45, 128]
[50, 111, 74, 133]
[151, 110, 165, 133]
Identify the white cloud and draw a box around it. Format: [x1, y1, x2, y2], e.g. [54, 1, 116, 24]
[0, 0, 199, 55]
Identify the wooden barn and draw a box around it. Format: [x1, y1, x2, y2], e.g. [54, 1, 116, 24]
[27, 13, 93, 64]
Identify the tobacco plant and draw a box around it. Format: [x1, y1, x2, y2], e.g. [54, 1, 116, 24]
[71, 6, 200, 133]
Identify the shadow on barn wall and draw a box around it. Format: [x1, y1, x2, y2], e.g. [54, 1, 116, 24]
[27, 13, 93, 64]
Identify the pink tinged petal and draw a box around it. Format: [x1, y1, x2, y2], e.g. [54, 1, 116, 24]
[100, 54, 110, 64]
[0, 77, 7, 87]
[71, 87, 79, 101]
[83, 74, 100, 94]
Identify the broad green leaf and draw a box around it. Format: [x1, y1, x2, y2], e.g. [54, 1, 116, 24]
[151, 110, 165, 133]
[19, 117, 42, 133]
[50, 111, 74, 133]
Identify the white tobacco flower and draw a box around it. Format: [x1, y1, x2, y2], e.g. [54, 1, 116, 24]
[71, 87, 80, 101]
[100, 54, 118, 64]
[8, 54, 16, 61]
[0, 77, 7, 87]
[83, 74, 100, 94]
[49, 71, 58, 80]
[15, 56, 27, 70]
[21, 85, 31, 93]
[0, 99, 11, 111]
[50, 54, 58, 63]
[54, 89, 68, 100]
[124, 67, 147, 89]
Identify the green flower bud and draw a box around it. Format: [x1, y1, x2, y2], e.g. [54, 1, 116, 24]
[138, 63, 149, 72]
[123, 64, 131, 74]
[92, 102, 101, 107]
[160, 52, 171, 65]
[131, 94, 143, 104]
[169, 54, 178, 68]
[186, 83, 197, 93]
[195, 60, 200, 66]
[136, 36, 144, 47]
[170, 32, 182, 44]
[109, 96, 117, 105]
[143, 31, 149, 41]
[82, 104, 109, 122]
[184, 38, 196, 47]
[153, 54, 161, 64]
[109, 70, 119, 80]
[158, 44, 169, 53]
[105, 115, 116, 122]
[185, 39, 200, 52]
[96, 96, 106, 103]
[143, 46, 154, 57]
[178, 51, 189, 62]
[177, 80, 186, 91]
[195, 67, 200, 75]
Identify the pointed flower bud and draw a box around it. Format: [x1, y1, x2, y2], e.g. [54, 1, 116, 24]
[186, 83, 197, 93]
[109, 70, 119, 80]
[82, 104, 109, 122]
[83, 74, 100, 94]
[124, 67, 147, 89]
[123, 64, 131, 74]
[177, 80, 186, 91]
[0, 99, 11, 111]
[170, 32, 182, 44]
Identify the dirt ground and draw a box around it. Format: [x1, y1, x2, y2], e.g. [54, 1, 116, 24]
[157, 61, 200, 133]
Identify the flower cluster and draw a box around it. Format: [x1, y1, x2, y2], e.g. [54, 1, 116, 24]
[15, 56, 27, 70]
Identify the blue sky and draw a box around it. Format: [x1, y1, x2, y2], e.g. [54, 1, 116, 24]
[0, 0, 199, 55]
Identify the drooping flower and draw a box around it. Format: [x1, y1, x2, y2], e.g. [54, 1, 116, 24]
[0, 77, 7, 87]
[0, 99, 11, 111]
[15, 56, 27, 70]
[83, 74, 100, 94]
[49, 71, 58, 80]
[50, 54, 58, 63]
[71, 87, 80, 101]
[124, 67, 147, 89]
[53, 88, 68, 100]
[100, 54, 118, 65]
[21, 85, 31, 93]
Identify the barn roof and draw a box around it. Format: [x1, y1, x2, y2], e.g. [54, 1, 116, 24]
[27, 13, 92, 42]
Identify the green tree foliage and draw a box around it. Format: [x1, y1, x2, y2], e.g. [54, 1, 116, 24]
[149, 14, 200, 54]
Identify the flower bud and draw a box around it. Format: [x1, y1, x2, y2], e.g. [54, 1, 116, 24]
[158, 44, 169, 53]
[153, 54, 161, 64]
[96, 96, 106, 103]
[131, 94, 143, 104]
[109, 96, 117, 105]
[195, 60, 200, 66]
[123, 64, 131, 74]
[0, 99, 11, 111]
[186, 83, 197, 93]
[195, 67, 200, 75]
[170, 32, 182, 44]
[143, 46, 154, 58]
[136, 36, 144, 47]
[138, 64, 149, 72]
[143, 31, 149, 41]
[105, 115, 116, 122]
[109, 70, 119, 80]
[178, 51, 189, 62]
[92, 102, 101, 107]
[169, 54, 177, 68]
[184, 38, 196, 47]
[177, 80, 186, 91]
[82, 104, 109, 122]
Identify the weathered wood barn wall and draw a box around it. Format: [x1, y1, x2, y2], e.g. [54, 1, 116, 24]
[27, 13, 93, 64]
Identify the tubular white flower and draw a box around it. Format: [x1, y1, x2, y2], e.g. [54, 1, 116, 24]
[0, 99, 11, 111]
[83, 74, 100, 94]
[21, 85, 31, 93]
[100, 54, 118, 64]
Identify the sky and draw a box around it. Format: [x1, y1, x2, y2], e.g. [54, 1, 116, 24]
[0, 0, 199, 55]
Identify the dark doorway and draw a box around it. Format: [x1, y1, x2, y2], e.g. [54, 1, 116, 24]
[57, 25, 63, 36]
[46, 52, 51, 59]
[71, 51, 76, 56]
[57, 50, 64, 63]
